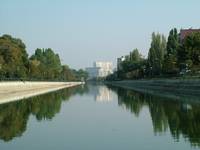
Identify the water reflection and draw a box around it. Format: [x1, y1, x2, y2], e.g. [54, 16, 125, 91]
[0, 85, 86, 142]
[87, 84, 114, 102]
[107, 85, 200, 148]
[1, 83, 200, 149]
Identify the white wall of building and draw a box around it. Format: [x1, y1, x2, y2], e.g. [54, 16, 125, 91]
[86, 61, 113, 79]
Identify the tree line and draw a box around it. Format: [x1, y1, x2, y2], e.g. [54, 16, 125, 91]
[0, 34, 88, 81]
[107, 28, 200, 80]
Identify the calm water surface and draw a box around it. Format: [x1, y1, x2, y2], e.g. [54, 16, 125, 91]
[0, 84, 200, 150]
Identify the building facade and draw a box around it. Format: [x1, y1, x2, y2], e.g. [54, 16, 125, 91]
[86, 61, 113, 79]
[180, 28, 200, 42]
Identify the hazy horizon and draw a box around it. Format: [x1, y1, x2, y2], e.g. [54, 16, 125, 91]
[1, 0, 200, 69]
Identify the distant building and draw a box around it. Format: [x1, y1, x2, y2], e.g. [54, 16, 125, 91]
[94, 62, 113, 77]
[180, 28, 200, 42]
[86, 61, 113, 79]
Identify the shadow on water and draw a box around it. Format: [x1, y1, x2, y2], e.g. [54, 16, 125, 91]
[107, 84, 200, 148]
[0, 85, 88, 142]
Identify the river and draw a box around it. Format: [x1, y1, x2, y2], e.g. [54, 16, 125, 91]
[0, 83, 200, 150]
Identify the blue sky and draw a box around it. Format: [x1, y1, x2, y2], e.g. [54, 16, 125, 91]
[1, 0, 200, 69]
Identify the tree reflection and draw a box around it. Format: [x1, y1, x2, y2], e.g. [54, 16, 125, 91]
[0, 85, 87, 142]
[0, 101, 29, 141]
[108, 85, 200, 148]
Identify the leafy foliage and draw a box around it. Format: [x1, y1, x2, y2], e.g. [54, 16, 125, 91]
[178, 32, 200, 73]
[30, 48, 62, 80]
[0, 34, 87, 81]
[147, 32, 166, 76]
[0, 35, 29, 78]
[163, 28, 179, 75]
[108, 28, 200, 81]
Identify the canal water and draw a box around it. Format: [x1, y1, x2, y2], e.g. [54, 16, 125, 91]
[0, 84, 200, 150]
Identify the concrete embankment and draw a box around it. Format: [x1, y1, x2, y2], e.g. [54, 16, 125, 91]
[0, 81, 84, 104]
[107, 79, 200, 101]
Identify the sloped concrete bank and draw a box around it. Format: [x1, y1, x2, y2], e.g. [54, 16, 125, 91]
[0, 81, 84, 104]
[107, 79, 200, 102]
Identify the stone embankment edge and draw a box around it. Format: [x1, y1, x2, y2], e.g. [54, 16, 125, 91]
[0, 81, 84, 104]
[106, 79, 200, 102]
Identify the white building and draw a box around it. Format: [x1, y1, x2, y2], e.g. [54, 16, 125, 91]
[86, 61, 113, 79]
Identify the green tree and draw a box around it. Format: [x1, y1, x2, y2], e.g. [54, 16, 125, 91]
[29, 59, 41, 79]
[129, 48, 141, 62]
[0, 34, 29, 79]
[163, 28, 179, 75]
[30, 48, 62, 80]
[178, 32, 200, 74]
[72, 69, 88, 81]
[118, 49, 145, 79]
[166, 28, 179, 55]
[60, 65, 76, 81]
[147, 32, 166, 76]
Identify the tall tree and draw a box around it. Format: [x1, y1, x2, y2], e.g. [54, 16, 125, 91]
[147, 32, 166, 76]
[166, 28, 179, 55]
[163, 28, 179, 75]
[129, 48, 141, 62]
